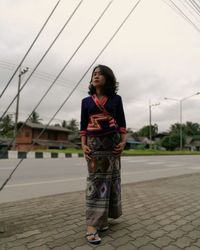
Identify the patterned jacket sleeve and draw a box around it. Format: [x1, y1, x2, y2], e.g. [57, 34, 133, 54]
[115, 96, 126, 134]
[80, 99, 88, 136]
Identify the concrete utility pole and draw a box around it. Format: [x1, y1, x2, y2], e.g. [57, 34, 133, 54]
[13, 67, 28, 150]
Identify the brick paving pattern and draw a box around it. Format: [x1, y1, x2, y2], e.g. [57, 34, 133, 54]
[0, 173, 200, 249]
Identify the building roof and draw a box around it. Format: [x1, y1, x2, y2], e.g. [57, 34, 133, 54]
[33, 139, 69, 147]
[18, 121, 72, 133]
[126, 139, 144, 145]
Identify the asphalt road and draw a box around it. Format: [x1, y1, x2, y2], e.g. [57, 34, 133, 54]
[0, 155, 200, 203]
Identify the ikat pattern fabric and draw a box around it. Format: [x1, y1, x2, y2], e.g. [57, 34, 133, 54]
[86, 133, 122, 227]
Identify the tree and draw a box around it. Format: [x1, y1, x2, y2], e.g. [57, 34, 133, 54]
[184, 121, 200, 136]
[126, 128, 134, 133]
[167, 122, 200, 149]
[168, 121, 200, 136]
[169, 123, 184, 134]
[161, 133, 185, 151]
[66, 119, 79, 132]
[62, 120, 67, 128]
[28, 111, 42, 124]
[54, 123, 61, 127]
[0, 114, 14, 137]
[62, 119, 79, 132]
[138, 124, 158, 138]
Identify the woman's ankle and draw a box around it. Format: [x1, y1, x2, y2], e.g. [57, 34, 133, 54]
[87, 226, 96, 232]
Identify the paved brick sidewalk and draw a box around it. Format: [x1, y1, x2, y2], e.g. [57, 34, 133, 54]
[0, 173, 200, 250]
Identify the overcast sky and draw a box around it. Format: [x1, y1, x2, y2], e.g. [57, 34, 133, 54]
[0, 0, 200, 132]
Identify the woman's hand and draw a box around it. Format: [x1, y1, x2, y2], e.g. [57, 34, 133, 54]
[82, 144, 92, 160]
[113, 141, 126, 156]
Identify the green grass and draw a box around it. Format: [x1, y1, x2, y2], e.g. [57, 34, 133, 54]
[33, 148, 200, 155]
[122, 149, 200, 156]
[34, 148, 83, 154]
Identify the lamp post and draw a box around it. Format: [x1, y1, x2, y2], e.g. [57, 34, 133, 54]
[13, 67, 29, 149]
[149, 101, 160, 149]
[164, 92, 200, 150]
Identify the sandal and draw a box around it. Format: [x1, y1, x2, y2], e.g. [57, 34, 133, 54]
[98, 225, 109, 232]
[86, 231, 101, 244]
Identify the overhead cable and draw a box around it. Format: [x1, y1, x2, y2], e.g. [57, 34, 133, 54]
[179, 0, 200, 24]
[0, 0, 142, 192]
[163, 0, 200, 33]
[189, 0, 200, 12]
[0, 0, 61, 99]
[0, 0, 113, 159]
[0, 60, 85, 90]
[187, 0, 200, 16]
[162, 0, 194, 24]
[170, 0, 200, 30]
[0, 0, 83, 122]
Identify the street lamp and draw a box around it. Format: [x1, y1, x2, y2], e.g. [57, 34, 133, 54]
[164, 92, 200, 150]
[13, 67, 29, 149]
[149, 101, 160, 149]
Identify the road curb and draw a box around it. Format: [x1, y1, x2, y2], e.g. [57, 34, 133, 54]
[0, 151, 84, 159]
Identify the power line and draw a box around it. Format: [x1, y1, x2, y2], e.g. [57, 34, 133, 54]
[187, 0, 200, 16]
[162, 0, 194, 25]
[162, 0, 200, 33]
[0, 0, 113, 158]
[0, 60, 86, 92]
[0, 0, 142, 192]
[0, 0, 83, 122]
[189, 0, 200, 12]
[171, 0, 200, 30]
[0, 0, 61, 99]
[178, 0, 200, 24]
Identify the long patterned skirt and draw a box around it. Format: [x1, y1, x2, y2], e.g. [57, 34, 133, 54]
[86, 133, 122, 228]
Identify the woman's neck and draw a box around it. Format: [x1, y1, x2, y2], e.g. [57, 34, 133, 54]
[95, 89, 104, 98]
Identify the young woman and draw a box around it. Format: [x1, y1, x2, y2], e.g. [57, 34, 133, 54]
[80, 65, 126, 244]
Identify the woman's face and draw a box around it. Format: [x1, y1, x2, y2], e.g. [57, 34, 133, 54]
[91, 67, 106, 89]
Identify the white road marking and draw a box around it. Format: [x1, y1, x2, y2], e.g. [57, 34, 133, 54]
[127, 160, 186, 168]
[0, 167, 14, 170]
[166, 164, 183, 167]
[75, 163, 85, 166]
[121, 167, 183, 176]
[124, 159, 149, 163]
[190, 166, 200, 170]
[5, 177, 86, 188]
[147, 161, 165, 165]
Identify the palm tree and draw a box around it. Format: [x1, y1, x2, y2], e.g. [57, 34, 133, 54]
[185, 121, 200, 135]
[169, 123, 183, 134]
[66, 119, 79, 132]
[0, 114, 14, 137]
[62, 120, 67, 128]
[28, 111, 42, 124]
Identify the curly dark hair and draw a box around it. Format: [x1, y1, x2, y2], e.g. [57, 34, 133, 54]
[88, 64, 118, 96]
